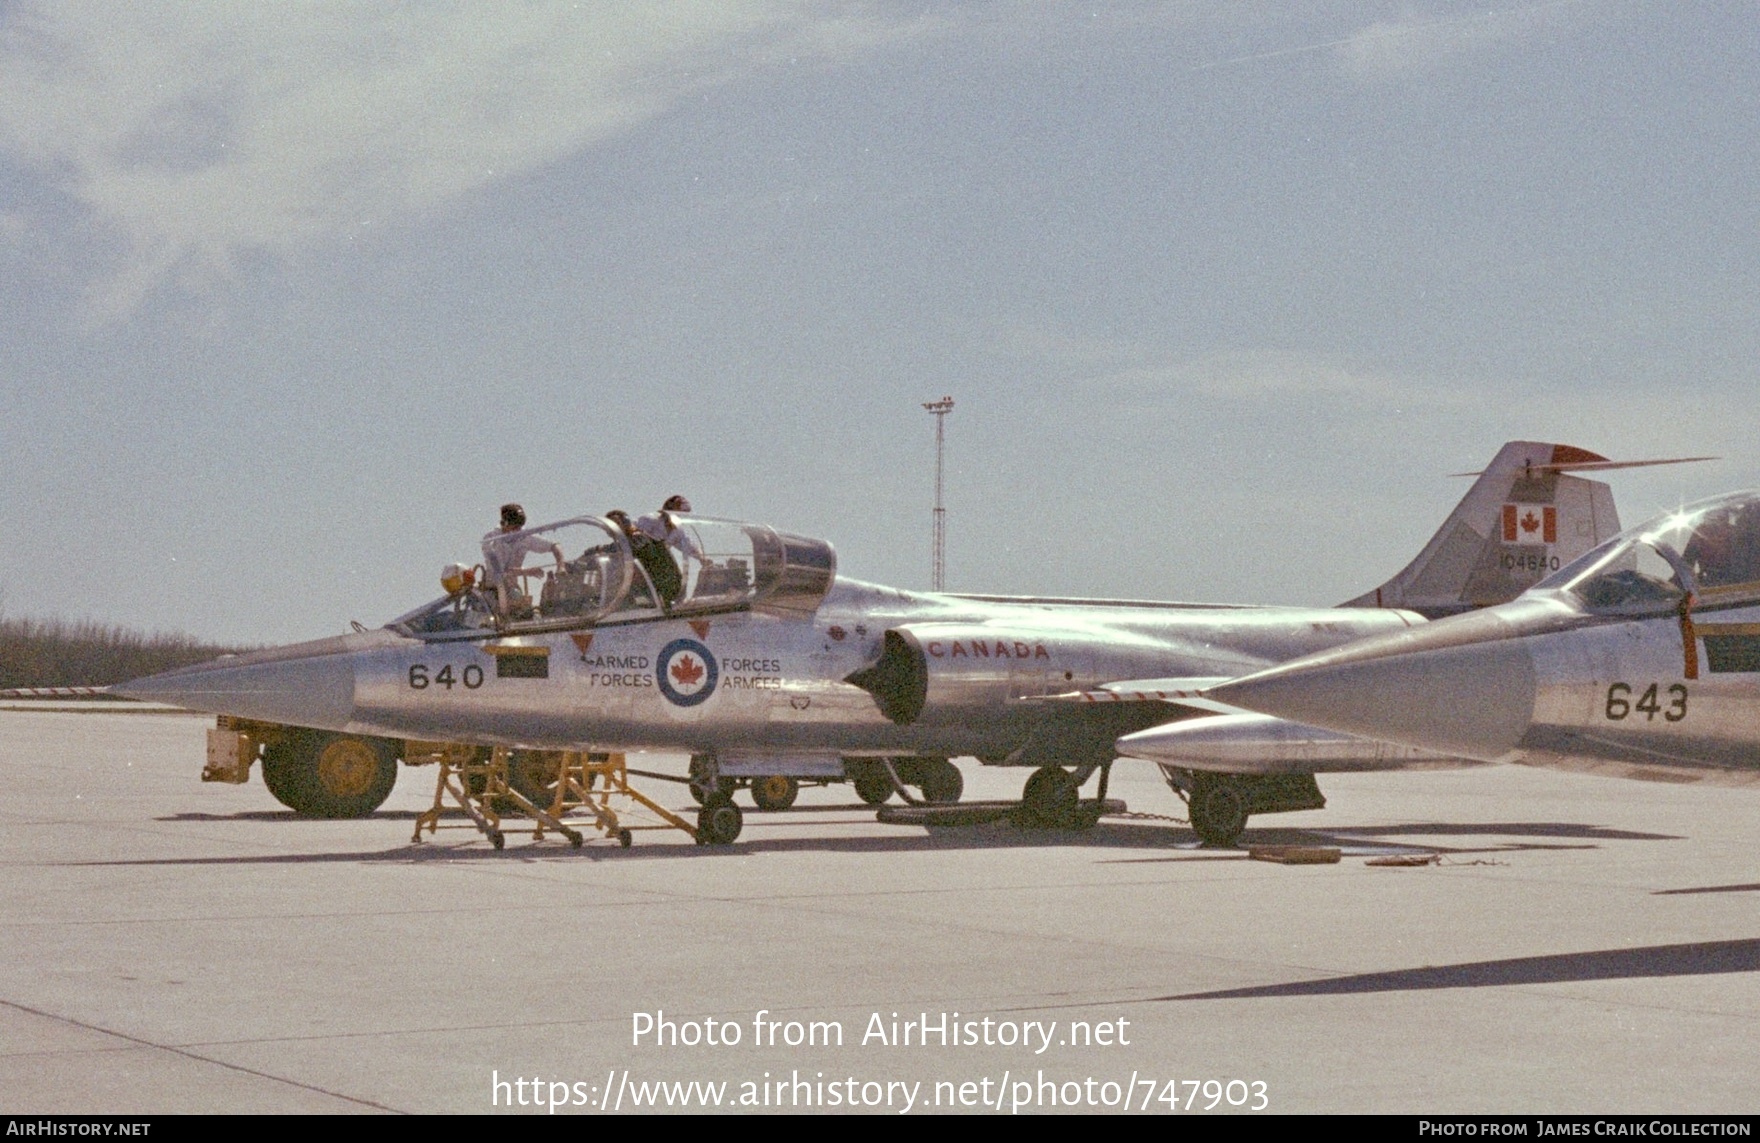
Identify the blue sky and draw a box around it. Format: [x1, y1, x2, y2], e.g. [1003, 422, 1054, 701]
[2, 1, 1754, 643]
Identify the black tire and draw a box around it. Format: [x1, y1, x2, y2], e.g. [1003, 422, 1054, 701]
[261, 732, 399, 818]
[696, 795, 743, 845]
[1020, 765, 1078, 828]
[1068, 803, 1104, 831]
[749, 774, 799, 811]
[916, 757, 963, 804]
[847, 761, 894, 805]
[1188, 774, 1250, 847]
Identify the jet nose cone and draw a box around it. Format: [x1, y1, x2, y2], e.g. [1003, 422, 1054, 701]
[1207, 610, 1540, 762]
[114, 638, 358, 730]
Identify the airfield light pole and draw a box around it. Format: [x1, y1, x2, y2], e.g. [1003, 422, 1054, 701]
[924, 396, 954, 591]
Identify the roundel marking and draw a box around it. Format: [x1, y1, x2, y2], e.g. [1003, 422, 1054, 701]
[656, 638, 719, 707]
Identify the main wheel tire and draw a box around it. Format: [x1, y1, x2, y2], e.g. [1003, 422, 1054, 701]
[261, 732, 398, 818]
[916, 757, 963, 804]
[749, 774, 799, 811]
[1188, 774, 1250, 847]
[506, 750, 563, 810]
[1020, 765, 1079, 828]
[848, 762, 894, 805]
[696, 795, 743, 845]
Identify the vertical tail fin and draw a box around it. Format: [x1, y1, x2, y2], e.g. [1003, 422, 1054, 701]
[1342, 442, 1622, 617]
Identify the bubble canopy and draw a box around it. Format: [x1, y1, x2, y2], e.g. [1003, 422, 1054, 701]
[1536, 490, 1760, 614]
[390, 514, 836, 639]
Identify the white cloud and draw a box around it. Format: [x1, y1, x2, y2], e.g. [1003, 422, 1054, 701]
[0, 1, 930, 320]
[1333, 0, 1595, 85]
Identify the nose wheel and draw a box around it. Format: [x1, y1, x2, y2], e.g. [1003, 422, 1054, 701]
[696, 794, 743, 845]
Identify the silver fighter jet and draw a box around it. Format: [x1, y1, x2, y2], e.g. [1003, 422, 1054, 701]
[1204, 489, 1760, 788]
[114, 441, 1673, 844]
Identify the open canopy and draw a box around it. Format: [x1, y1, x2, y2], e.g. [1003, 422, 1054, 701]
[391, 513, 835, 639]
[1539, 490, 1760, 614]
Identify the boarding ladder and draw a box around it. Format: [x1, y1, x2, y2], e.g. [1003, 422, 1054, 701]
[411, 746, 701, 849]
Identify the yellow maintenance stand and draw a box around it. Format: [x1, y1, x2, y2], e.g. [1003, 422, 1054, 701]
[410, 745, 724, 849]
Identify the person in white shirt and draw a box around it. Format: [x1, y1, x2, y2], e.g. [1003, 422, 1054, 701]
[612, 496, 704, 611]
[480, 503, 564, 616]
[634, 495, 705, 563]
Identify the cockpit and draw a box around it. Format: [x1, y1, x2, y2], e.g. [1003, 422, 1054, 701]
[391, 514, 836, 639]
[1538, 491, 1760, 614]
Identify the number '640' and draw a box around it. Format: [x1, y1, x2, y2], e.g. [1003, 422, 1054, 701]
[1604, 682, 1686, 722]
[409, 663, 483, 690]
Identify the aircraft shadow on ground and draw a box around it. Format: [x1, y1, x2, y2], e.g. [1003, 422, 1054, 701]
[1096, 819, 1680, 864]
[84, 810, 1675, 869]
[1157, 938, 1760, 1001]
[1322, 822, 1680, 842]
[160, 809, 434, 822]
[73, 818, 1225, 867]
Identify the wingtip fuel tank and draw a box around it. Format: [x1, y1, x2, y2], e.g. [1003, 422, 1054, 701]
[1115, 711, 1471, 774]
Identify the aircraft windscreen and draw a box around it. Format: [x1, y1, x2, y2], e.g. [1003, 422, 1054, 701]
[1661, 495, 1760, 600]
[1555, 538, 1685, 613]
[1538, 492, 1760, 613]
[395, 518, 629, 637]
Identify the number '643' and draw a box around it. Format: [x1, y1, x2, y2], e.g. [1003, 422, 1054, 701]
[1604, 682, 1686, 722]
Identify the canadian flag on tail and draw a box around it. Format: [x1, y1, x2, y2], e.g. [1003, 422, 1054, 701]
[1502, 503, 1557, 544]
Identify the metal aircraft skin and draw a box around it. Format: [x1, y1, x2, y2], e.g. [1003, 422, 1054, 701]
[1201, 489, 1760, 787]
[112, 441, 1665, 842]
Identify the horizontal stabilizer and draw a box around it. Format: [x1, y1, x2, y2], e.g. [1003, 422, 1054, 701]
[1450, 454, 1718, 476]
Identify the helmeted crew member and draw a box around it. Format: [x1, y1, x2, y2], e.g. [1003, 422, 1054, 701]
[481, 502, 564, 616]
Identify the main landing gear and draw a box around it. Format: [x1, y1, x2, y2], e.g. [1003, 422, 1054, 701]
[844, 757, 964, 805]
[686, 756, 966, 810]
[1157, 768, 1328, 847]
[874, 761, 1121, 831]
[1017, 764, 1108, 830]
[1185, 773, 1250, 847]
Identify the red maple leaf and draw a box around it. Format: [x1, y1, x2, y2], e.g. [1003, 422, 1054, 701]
[1520, 510, 1541, 535]
[671, 655, 705, 687]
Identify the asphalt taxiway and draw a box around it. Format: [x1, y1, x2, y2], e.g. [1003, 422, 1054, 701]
[2, 705, 1756, 1114]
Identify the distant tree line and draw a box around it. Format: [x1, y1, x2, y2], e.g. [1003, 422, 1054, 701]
[0, 616, 247, 689]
